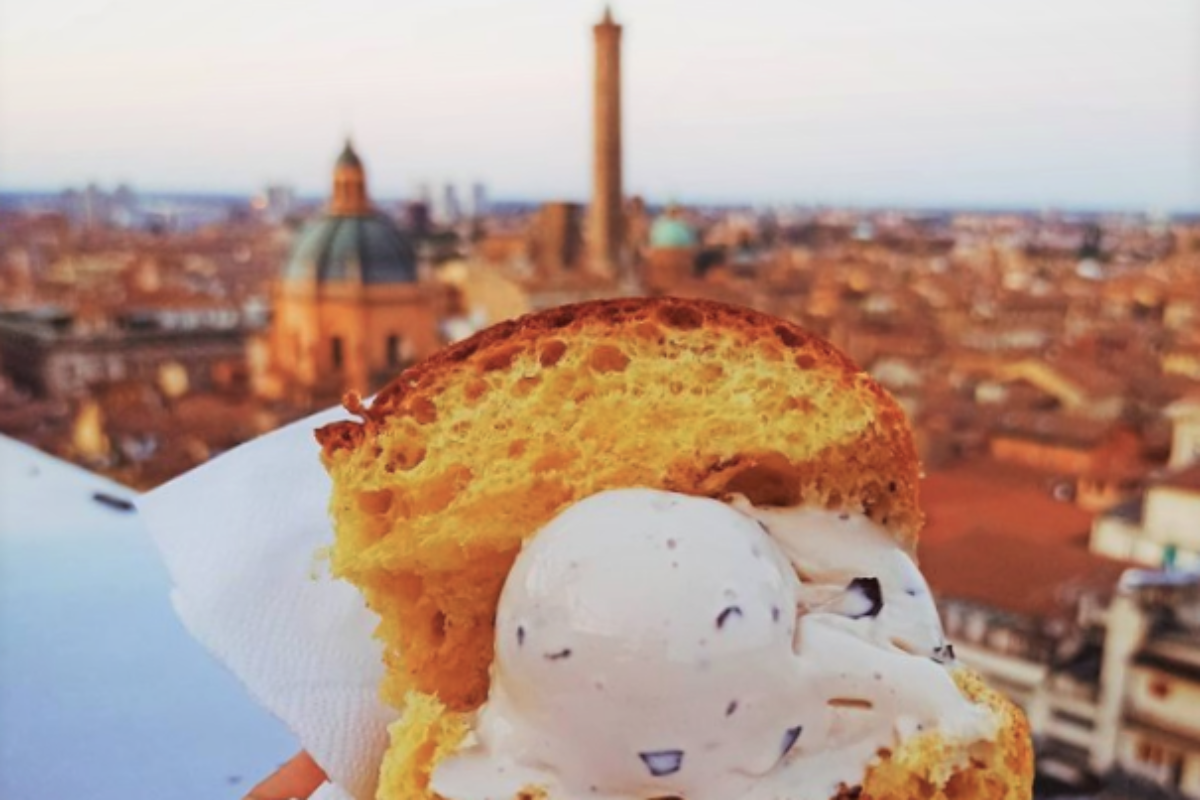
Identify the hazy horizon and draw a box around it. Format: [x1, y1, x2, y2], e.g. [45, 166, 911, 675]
[5, 187, 1196, 218]
[3, 0, 1198, 211]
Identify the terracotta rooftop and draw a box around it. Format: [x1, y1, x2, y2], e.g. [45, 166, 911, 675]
[1159, 463, 1200, 493]
[920, 529, 1132, 620]
[1043, 354, 1126, 399]
[919, 459, 1094, 548]
[990, 411, 1122, 449]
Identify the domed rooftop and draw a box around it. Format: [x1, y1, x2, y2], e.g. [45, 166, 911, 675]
[649, 213, 698, 249]
[284, 213, 417, 284]
[282, 140, 419, 285]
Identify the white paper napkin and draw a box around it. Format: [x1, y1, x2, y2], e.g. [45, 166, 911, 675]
[138, 406, 396, 800]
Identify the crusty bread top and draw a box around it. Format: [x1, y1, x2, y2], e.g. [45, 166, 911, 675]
[317, 297, 923, 712]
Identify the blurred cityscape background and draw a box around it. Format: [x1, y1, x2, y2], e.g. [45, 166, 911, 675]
[2, 2, 1199, 799]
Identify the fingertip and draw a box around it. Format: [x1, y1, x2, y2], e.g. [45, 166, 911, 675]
[244, 751, 327, 800]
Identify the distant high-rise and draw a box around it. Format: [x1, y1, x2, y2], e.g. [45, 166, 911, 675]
[82, 182, 110, 230]
[262, 184, 296, 223]
[416, 182, 433, 208]
[590, 6, 623, 279]
[439, 183, 462, 225]
[470, 182, 489, 219]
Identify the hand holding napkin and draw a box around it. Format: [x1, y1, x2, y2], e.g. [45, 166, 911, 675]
[139, 407, 394, 800]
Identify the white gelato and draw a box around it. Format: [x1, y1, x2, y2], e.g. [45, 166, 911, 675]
[431, 488, 993, 800]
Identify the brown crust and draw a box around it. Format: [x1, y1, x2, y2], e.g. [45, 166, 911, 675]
[318, 296, 863, 449]
[317, 296, 920, 543]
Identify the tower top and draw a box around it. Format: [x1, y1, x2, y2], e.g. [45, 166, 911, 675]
[336, 138, 362, 169]
[590, 0, 624, 282]
[330, 139, 370, 216]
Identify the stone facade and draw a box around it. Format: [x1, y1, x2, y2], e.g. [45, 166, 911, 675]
[0, 309, 254, 401]
[267, 142, 453, 402]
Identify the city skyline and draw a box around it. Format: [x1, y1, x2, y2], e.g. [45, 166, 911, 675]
[2, 0, 1198, 211]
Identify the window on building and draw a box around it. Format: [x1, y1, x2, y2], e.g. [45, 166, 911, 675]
[1136, 739, 1184, 787]
[1050, 709, 1094, 730]
[964, 612, 988, 643]
[1149, 676, 1172, 699]
[987, 627, 1028, 656]
[331, 337, 344, 370]
[943, 605, 963, 636]
[387, 334, 401, 367]
[1138, 740, 1166, 766]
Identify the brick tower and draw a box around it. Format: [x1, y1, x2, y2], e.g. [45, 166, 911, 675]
[590, 6, 623, 280]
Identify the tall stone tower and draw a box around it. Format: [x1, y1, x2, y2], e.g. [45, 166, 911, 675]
[590, 6, 623, 279]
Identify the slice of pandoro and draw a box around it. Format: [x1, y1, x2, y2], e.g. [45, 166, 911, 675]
[316, 297, 1033, 800]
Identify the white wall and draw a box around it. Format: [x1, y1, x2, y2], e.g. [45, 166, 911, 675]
[1144, 488, 1200, 555]
[1171, 418, 1200, 469]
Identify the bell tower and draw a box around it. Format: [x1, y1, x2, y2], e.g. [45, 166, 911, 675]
[590, 6, 623, 279]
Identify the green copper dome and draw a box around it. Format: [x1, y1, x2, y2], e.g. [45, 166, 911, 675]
[649, 215, 698, 249]
[283, 212, 417, 284]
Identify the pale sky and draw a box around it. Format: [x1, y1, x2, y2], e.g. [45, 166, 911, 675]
[2, 0, 1198, 210]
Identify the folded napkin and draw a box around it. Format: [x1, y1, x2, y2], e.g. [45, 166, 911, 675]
[139, 406, 395, 800]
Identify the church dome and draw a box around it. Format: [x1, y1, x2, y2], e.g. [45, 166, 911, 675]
[649, 214, 698, 249]
[282, 140, 419, 285]
[284, 213, 418, 284]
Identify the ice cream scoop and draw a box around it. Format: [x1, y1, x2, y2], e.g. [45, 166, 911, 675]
[431, 489, 993, 800]
[734, 497, 953, 666]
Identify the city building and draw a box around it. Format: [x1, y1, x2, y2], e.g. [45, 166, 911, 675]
[986, 415, 1146, 512]
[1096, 573, 1200, 799]
[529, 201, 585, 277]
[469, 182, 489, 220]
[435, 259, 530, 342]
[437, 183, 462, 226]
[590, 6, 624, 281]
[984, 358, 1127, 420]
[257, 184, 297, 224]
[1091, 466, 1200, 571]
[266, 141, 453, 402]
[1168, 397, 1200, 469]
[0, 305, 258, 402]
[919, 391, 1200, 799]
[924, 497, 1200, 799]
[642, 206, 701, 293]
[1092, 399, 1200, 570]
